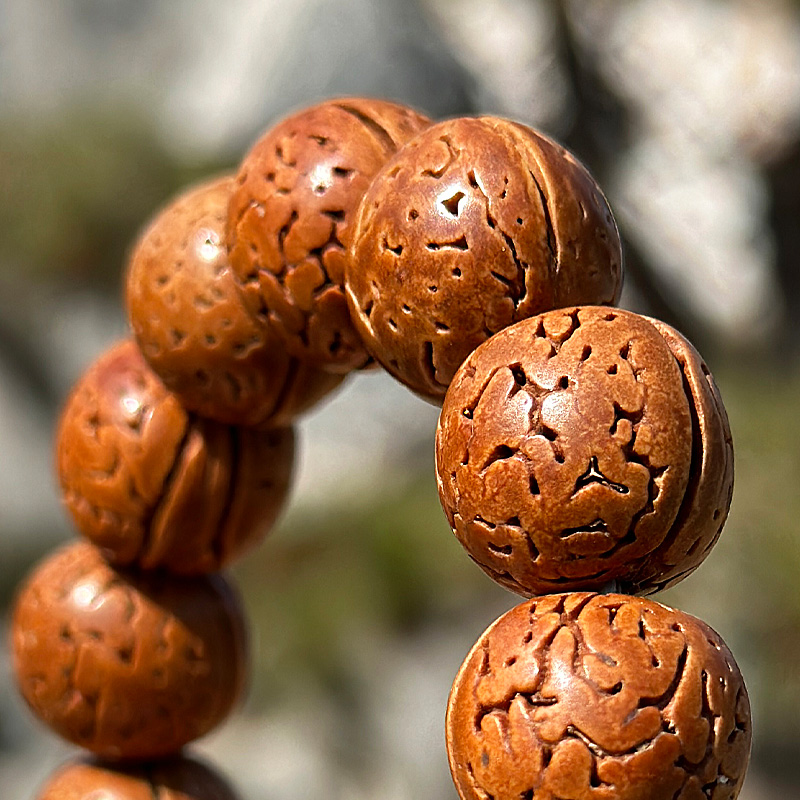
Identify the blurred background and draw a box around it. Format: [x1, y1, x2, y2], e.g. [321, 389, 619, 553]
[1, 0, 799, 797]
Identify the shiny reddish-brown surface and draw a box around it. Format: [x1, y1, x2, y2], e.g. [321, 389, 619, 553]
[346, 117, 622, 401]
[36, 755, 239, 800]
[12, 542, 248, 760]
[126, 175, 343, 428]
[56, 340, 294, 574]
[436, 307, 733, 595]
[227, 97, 431, 373]
[447, 593, 751, 800]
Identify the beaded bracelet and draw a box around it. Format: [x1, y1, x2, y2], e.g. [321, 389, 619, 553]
[10, 96, 750, 800]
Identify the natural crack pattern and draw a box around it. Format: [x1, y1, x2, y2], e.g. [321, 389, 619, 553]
[227, 98, 430, 371]
[447, 594, 751, 800]
[126, 175, 343, 427]
[12, 542, 247, 760]
[57, 341, 295, 574]
[346, 116, 622, 401]
[436, 307, 724, 596]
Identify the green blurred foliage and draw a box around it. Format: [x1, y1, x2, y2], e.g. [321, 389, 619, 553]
[0, 103, 229, 287]
[235, 476, 499, 710]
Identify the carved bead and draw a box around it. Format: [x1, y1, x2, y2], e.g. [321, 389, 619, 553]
[227, 97, 431, 372]
[36, 755, 239, 800]
[56, 340, 294, 574]
[346, 117, 622, 401]
[12, 543, 247, 759]
[436, 307, 733, 595]
[126, 175, 343, 428]
[446, 593, 751, 800]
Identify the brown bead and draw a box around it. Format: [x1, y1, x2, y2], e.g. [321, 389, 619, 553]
[446, 593, 751, 800]
[56, 340, 294, 574]
[36, 755, 239, 800]
[435, 307, 733, 595]
[227, 97, 431, 372]
[12, 542, 248, 760]
[346, 117, 622, 401]
[126, 175, 344, 428]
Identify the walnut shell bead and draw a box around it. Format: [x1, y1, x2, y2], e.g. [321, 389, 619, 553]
[227, 97, 431, 372]
[446, 593, 751, 800]
[126, 175, 343, 428]
[56, 340, 294, 574]
[435, 307, 733, 596]
[36, 756, 239, 800]
[346, 116, 623, 401]
[12, 542, 248, 760]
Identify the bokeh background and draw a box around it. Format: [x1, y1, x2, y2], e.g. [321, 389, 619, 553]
[1, 0, 799, 797]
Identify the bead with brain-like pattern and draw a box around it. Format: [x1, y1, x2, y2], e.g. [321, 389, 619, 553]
[36, 755, 239, 800]
[12, 542, 247, 760]
[126, 175, 344, 428]
[346, 116, 623, 401]
[436, 307, 733, 596]
[227, 97, 431, 372]
[446, 593, 751, 800]
[56, 340, 294, 574]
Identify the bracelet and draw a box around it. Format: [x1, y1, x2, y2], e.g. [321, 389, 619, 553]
[10, 96, 750, 800]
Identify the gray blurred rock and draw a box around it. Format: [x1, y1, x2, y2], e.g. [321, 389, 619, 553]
[186, 0, 476, 154]
[2, 0, 474, 159]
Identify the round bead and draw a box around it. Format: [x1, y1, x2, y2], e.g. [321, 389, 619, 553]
[126, 175, 343, 428]
[346, 117, 622, 401]
[12, 542, 247, 760]
[435, 307, 733, 595]
[227, 97, 431, 372]
[56, 340, 294, 574]
[36, 755, 238, 800]
[446, 593, 751, 800]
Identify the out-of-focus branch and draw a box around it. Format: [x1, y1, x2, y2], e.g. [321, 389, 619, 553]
[549, 0, 701, 342]
[765, 141, 800, 359]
